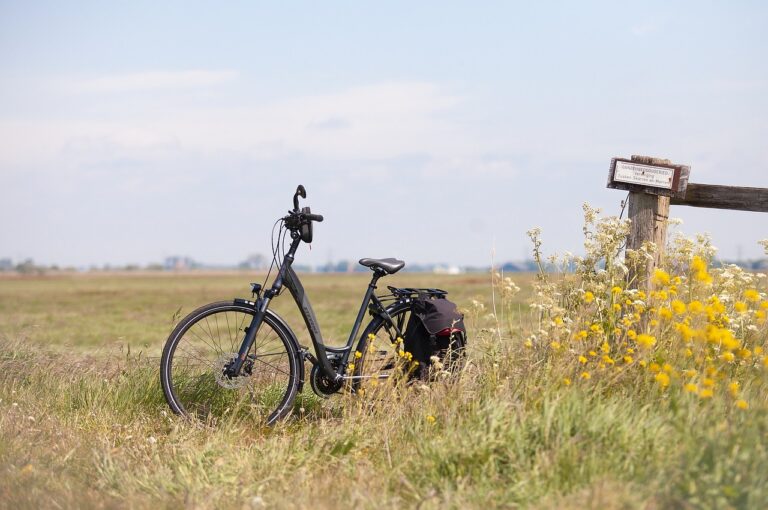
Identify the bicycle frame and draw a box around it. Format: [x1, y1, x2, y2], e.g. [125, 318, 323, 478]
[229, 235, 398, 382]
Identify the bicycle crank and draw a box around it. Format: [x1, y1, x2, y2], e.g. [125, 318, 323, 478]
[309, 363, 343, 397]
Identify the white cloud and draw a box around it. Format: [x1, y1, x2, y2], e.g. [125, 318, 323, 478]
[0, 81, 469, 170]
[630, 20, 664, 36]
[64, 69, 239, 93]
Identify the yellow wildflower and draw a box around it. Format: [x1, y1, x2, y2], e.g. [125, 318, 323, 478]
[691, 255, 707, 273]
[554, 316, 564, 327]
[636, 334, 657, 349]
[702, 378, 715, 388]
[652, 268, 671, 286]
[728, 381, 740, 397]
[699, 388, 714, 399]
[688, 300, 704, 314]
[354, 351, 362, 359]
[649, 363, 661, 373]
[524, 338, 533, 348]
[576, 330, 588, 340]
[659, 307, 673, 320]
[583, 291, 595, 303]
[754, 346, 763, 355]
[720, 352, 735, 363]
[744, 289, 760, 302]
[671, 300, 686, 315]
[623, 355, 633, 364]
[578, 355, 588, 365]
[734, 301, 748, 313]
[562, 377, 572, 386]
[601, 341, 610, 353]
[602, 355, 615, 365]
[684, 383, 698, 394]
[550, 341, 562, 351]
[675, 323, 695, 341]
[580, 371, 591, 380]
[612, 304, 622, 313]
[426, 415, 436, 424]
[735, 399, 749, 410]
[611, 286, 623, 295]
[655, 372, 670, 388]
[695, 270, 713, 284]
[627, 347, 635, 354]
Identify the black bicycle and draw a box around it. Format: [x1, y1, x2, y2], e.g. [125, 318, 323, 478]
[160, 185, 465, 425]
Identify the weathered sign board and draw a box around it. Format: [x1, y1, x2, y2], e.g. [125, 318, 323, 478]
[607, 158, 690, 198]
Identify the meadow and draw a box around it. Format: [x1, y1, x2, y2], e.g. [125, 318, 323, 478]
[1, 215, 768, 509]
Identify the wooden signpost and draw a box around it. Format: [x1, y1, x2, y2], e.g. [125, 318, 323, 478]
[607, 154, 768, 285]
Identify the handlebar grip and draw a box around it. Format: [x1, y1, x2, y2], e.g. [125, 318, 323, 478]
[306, 213, 324, 222]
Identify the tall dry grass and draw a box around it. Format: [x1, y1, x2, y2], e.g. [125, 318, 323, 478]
[1, 209, 767, 508]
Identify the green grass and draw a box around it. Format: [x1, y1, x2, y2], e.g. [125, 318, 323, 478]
[1, 271, 767, 509]
[0, 271, 502, 351]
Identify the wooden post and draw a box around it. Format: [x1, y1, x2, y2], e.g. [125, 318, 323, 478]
[625, 155, 671, 286]
[608, 152, 767, 287]
[671, 184, 768, 212]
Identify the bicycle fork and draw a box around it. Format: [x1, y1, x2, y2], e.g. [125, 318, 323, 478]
[223, 300, 265, 378]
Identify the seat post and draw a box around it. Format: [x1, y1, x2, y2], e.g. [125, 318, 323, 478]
[369, 270, 384, 289]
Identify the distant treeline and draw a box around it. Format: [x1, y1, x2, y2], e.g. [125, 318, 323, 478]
[2, 256, 767, 275]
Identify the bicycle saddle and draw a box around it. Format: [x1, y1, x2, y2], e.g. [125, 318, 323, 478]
[358, 257, 405, 275]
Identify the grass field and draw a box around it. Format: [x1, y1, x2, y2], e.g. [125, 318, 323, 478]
[1, 265, 767, 509]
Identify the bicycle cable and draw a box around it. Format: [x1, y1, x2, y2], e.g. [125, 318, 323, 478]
[261, 218, 284, 292]
[275, 222, 290, 295]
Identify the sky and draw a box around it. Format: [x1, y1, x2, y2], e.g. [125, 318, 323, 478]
[1, 1, 766, 268]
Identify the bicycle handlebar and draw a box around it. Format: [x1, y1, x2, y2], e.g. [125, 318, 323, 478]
[305, 213, 323, 222]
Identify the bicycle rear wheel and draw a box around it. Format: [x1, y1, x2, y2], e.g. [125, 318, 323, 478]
[352, 301, 466, 391]
[160, 301, 300, 425]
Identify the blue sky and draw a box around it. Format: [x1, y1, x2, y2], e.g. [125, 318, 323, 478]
[1, 1, 766, 268]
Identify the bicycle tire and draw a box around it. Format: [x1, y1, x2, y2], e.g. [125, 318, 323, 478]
[352, 301, 466, 391]
[160, 301, 301, 425]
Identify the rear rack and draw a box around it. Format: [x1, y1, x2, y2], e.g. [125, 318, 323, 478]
[385, 286, 448, 299]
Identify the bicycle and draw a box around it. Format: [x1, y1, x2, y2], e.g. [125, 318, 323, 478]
[160, 185, 465, 425]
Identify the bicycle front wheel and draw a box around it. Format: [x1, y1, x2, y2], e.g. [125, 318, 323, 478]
[160, 301, 300, 425]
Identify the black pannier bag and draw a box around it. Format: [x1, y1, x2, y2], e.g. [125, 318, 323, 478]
[403, 295, 467, 378]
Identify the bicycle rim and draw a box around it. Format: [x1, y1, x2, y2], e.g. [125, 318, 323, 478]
[161, 302, 298, 425]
